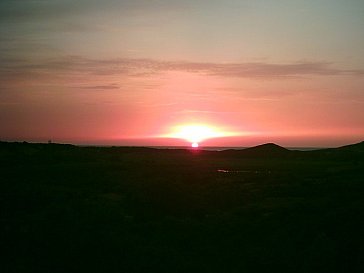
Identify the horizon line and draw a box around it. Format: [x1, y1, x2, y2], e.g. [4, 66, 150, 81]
[2, 139, 363, 150]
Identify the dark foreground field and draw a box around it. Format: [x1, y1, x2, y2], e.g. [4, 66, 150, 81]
[1, 141, 364, 273]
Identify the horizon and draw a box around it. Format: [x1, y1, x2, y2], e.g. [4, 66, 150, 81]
[1, 1, 364, 145]
[2, 137, 363, 150]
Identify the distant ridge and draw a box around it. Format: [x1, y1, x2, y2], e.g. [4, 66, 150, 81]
[245, 143, 288, 152]
[219, 142, 291, 157]
[239, 143, 290, 156]
[1, 140, 364, 154]
[336, 141, 364, 152]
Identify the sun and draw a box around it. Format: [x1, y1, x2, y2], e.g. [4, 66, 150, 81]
[191, 142, 199, 148]
[166, 124, 226, 146]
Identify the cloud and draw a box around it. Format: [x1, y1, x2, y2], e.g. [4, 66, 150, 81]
[1, 56, 363, 82]
[179, 110, 239, 114]
[164, 61, 364, 78]
[76, 84, 120, 90]
[0, 0, 187, 23]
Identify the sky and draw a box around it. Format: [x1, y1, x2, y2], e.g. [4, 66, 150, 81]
[1, 0, 364, 147]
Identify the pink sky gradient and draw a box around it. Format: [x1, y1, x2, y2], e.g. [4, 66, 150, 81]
[1, 1, 364, 147]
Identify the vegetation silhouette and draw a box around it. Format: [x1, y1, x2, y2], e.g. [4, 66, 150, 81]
[0, 140, 363, 273]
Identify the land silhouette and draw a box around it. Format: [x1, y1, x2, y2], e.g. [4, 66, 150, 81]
[1, 141, 363, 273]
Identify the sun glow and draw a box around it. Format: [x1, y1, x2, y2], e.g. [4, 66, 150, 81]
[166, 124, 228, 145]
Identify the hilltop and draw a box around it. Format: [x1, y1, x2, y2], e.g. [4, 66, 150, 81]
[241, 142, 290, 155]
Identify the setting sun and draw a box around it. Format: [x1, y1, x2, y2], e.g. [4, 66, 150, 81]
[191, 142, 199, 148]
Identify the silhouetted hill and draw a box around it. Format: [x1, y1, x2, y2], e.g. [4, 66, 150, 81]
[307, 140, 364, 160]
[220, 142, 291, 157]
[244, 142, 289, 153]
[336, 140, 364, 152]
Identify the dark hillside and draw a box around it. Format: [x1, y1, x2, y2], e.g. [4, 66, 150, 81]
[308, 141, 364, 160]
[241, 142, 290, 156]
[336, 141, 364, 152]
[0, 141, 363, 273]
[219, 142, 293, 159]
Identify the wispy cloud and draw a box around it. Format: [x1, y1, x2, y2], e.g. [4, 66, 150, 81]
[162, 61, 364, 78]
[179, 109, 239, 114]
[76, 84, 120, 90]
[1, 56, 363, 83]
[0, 0, 187, 23]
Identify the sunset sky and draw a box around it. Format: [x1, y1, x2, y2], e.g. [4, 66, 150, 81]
[1, 0, 364, 147]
